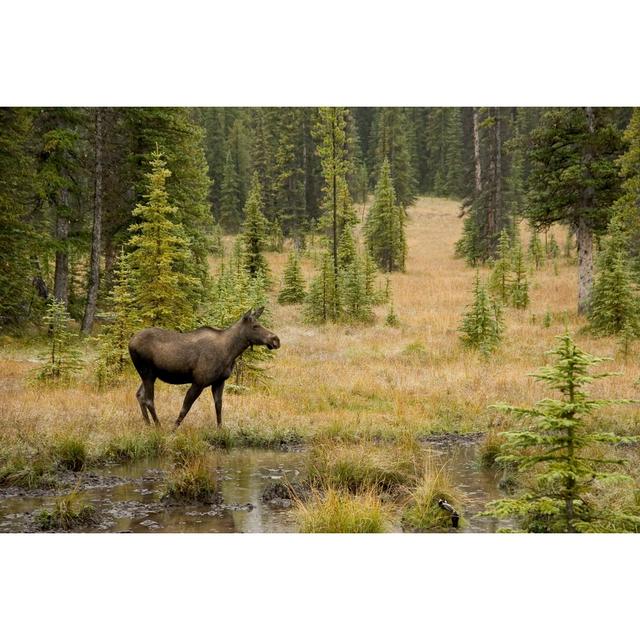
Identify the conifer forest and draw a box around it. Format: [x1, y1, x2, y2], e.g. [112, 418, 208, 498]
[2, 106, 640, 533]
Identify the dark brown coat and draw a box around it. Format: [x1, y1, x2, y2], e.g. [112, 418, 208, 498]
[128, 307, 280, 428]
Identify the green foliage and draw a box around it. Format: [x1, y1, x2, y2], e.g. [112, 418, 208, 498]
[95, 250, 141, 386]
[341, 253, 375, 324]
[242, 173, 271, 281]
[0, 108, 38, 326]
[126, 150, 200, 330]
[483, 333, 640, 533]
[589, 214, 640, 337]
[33, 299, 83, 384]
[370, 108, 417, 207]
[546, 233, 560, 259]
[509, 237, 529, 309]
[385, 299, 400, 327]
[53, 435, 87, 472]
[204, 246, 273, 391]
[488, 229, 512, 303]
[278, 250, 306, 304]
[365, 159, 407, 272]
[528, 228, 545, 269]
[459, 273, 504, 356]
[305, 250, 340, 324]
[527, 108, 623, 232]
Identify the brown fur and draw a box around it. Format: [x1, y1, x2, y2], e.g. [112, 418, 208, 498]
[128, 307, 280, 429]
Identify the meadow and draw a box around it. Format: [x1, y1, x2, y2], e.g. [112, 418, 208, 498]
[2, 196, 639, 532]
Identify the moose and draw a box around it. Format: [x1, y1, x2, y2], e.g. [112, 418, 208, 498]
[128, 307, 280, 429]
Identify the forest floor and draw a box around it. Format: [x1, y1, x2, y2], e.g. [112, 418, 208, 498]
[1, 196, 639, 450]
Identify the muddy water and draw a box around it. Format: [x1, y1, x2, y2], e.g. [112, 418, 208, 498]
[0, 443, 509, 533]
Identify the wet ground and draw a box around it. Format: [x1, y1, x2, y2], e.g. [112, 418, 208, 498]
[0, 442, 509, 533]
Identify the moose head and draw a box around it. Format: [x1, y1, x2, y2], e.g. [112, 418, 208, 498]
[241, 307, 280, 350]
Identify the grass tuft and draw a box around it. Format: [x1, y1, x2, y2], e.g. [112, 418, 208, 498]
[37, 492, 97, 530]
[161, 456, 218, 504]
[297, 488, 390, 533]
[53, 435, 88, 471]
[401, 460, 463, 531]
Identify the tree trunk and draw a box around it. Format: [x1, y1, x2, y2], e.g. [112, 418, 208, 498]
[472, 108, 482, 195]
[577, 106, 596, 315]
[53, 191, 70, 304]
[576, 218, 594, 315]
[82, 108, 104, 334]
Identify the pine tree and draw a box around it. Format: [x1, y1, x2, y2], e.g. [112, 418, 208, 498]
[509, 236, 529, 309]
[242, 173, 271, 282]
[365, 159, 407, 272]
[615, 108, 640, 282]
[33, 299, 82, 384]
[459, 273, 504, 356]
[0, 108, 38, 326]
[528, 228, 545, 270]
[371, 108, 417, 207]
[341, 253, 374, 324]
[126, 150, 199, 330]
[313, 107, 353, 302]
[483, 333, 640, 533]
[444, 108, 465, 197]
[305, 250, 339, 323]
[95, 250, 140, 386]
[589, 215, 640, 337]
[526, 108, 623, 314]
[204, 253, 273, 391]
[488, 229, 512, 303]
[219, 147, 242, 230]
[546, 233, 560, 259]
[278, 250, 306, 304]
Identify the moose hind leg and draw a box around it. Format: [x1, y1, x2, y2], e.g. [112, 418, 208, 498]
[211, 382, 225, 428]
[174, 384, 203, 429]
[136, 383, 150, 425]
[143, 378, 161, 427]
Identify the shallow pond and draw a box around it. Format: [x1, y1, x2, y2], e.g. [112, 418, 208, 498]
[0, 443, 510, 533]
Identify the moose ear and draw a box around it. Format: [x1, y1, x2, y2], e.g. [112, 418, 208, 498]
[253, 306, 265, 319]
[242, 309, 253, 321]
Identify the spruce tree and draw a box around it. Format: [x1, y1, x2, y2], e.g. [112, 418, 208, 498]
[341, 253, 374, 324]
[242, 173, 271, 282]
[204, 252, 273, 391]
[34, 299, 83, 384]
[509, 236, 530, 309]
[219, 147, 242, 230]
[459, 273, 504, 356]
[488, 229, 512, 303]
[278, 250, 306, 304]
[126, 150, 199, 330]
[589, 215, 640, 337]
[305, 250, 339, 323]
[0, 108, 39, 326]
[365, 159, 407, 272]
[528, 228, 545, 270]
[525, 108, 623, 314]
[95, 250, 140, 386]
[483, 333, 640, 533]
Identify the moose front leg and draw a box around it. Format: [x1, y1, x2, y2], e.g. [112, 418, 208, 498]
[211, 381, 225, 428]
[174, 383, 203, 430]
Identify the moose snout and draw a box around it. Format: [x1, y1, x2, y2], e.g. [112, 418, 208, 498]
[267, 334, 281, 350]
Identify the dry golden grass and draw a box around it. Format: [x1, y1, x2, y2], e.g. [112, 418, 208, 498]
[1, 196, 639, 451]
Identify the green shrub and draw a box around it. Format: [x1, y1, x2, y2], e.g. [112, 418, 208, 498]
[53, 435, 87, 471]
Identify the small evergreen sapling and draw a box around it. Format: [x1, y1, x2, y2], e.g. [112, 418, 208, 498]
[528, 229, 545, 270]
[509, 237, 529, 309]
[483, 333, 639, 533]
[242, 173, 271, 282]
[459, 273, 504, 356]
[278, 250, 306, 305]
[34, 299, 82, 384]
[488, 229, 512, 303]
[95, 250, 140, 386]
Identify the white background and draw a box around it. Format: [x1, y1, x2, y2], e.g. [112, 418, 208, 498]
[2, 2, 639, 638]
